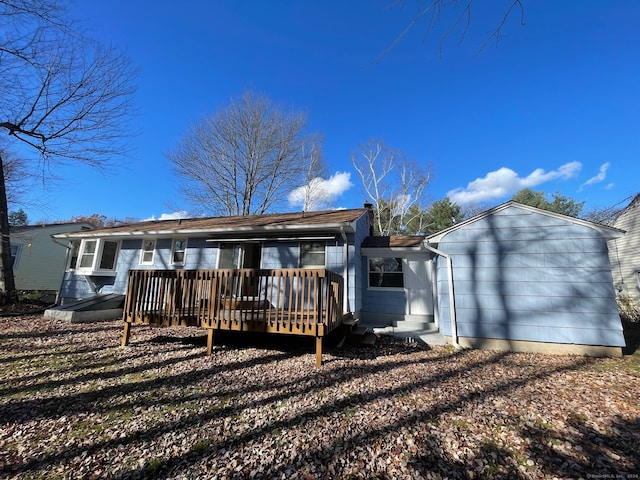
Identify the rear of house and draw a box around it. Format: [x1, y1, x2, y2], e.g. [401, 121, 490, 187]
[51, 208, 372, 365]
[53, 208, 372, 314]
[51, 202, 626, 358]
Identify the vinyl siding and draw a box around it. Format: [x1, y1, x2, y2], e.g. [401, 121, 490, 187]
[609, 197, 640, 303]
[11, 224, 93, 292]
[58, 211, 370, 313]
[436, 206, 624, 347]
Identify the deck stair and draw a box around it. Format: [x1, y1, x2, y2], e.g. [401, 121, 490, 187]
[338, 316, 378, 348]
[369, 318, 448, 346]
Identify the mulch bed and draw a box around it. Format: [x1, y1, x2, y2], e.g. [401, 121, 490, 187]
[1, 315, 639, 479]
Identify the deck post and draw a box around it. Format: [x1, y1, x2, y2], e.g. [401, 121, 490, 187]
[121, 321, 131, 347]
[207, 329, 215, 356]
[315, 336, 323, 367]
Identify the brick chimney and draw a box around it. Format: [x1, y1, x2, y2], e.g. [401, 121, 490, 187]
[364, 202, 374, 236]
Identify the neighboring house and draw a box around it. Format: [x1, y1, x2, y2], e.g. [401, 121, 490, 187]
[10, 222, 94, 294]
[51, 202, 626, 357]
[608, 193, 640, 309]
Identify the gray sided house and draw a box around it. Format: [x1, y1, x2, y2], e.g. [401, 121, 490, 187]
[53, 208, 372, 313]
[51, 202, 626, 358]
[426, 202, 625, 356]
[608, 193, 640, 309]
[10, 222, 94, 293]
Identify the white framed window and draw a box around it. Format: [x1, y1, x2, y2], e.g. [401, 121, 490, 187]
[139, 239, 156, 265]
[67, 240, 81, 270]
[368, 257, 404, 288]
[218, 243, 242, 269]
[299, 241, 326, 267]
[172, 239, 187, 265]
[10, 244, 22, 268]
[71, 239, 120, 275]
[99, 241, 118, 270]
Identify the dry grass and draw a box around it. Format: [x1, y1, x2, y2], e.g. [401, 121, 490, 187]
[1, 316, 639, 479]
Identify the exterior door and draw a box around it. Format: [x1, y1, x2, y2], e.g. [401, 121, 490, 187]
[404, 257, 432, 316]
[217, 243, 262, 296]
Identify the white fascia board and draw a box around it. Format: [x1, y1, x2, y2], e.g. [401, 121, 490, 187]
[52, 222, 357, 240]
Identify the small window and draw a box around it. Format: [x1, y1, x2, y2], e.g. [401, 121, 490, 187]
[99, 241, 118, 270]
[79, 239, 98, 268]
[10, 244, 21, 268]
[369, 257, 404, 288]
[172, 239, 187, 265]
[68, 240, 80, 270]
[140, 239, 156, 265]
[300, 241, 326, 267]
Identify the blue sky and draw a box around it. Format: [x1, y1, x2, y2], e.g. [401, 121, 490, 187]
[23, 0, 640, 222]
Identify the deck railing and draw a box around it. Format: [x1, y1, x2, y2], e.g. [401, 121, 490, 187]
[122, 268, 346, 365]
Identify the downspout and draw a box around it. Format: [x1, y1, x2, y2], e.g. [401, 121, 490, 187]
[424, 242, 459, 349]
[340, 227, 349, 312]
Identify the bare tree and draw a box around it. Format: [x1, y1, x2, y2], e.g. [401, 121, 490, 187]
[168, 91, 321, 216]
[352, 138, 431, 235]
[296, 136, 329, 211]
[0, 146, 33, 209]
[0, 0, 137, 301]
[381, 0, 526, 58]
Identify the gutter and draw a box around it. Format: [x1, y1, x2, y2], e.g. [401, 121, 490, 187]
[424, 242, 459, 349]
[52, 222, 358, 239]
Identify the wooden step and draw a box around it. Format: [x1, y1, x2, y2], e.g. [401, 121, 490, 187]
[360, 332, 378, 346]
[350, 325, 368, 337]
[342, 317, 360, 327]
[348, 327, 377, 347]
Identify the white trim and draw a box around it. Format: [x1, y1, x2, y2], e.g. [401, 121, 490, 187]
[299, 240, 326, 268]
[52, 223, 359, 239]
[10, 243, 22, 269]
[428, 201, 625, 243]
[209, 236, 336, 242]
[72, 239, 120, 276]
[139, 239, 156, 265]
[171, 238, 187, 265]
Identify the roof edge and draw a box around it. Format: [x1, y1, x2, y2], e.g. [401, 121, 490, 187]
[427, 201, 626, 243]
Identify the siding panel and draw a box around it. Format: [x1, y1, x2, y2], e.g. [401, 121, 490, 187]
[436, 205, 624, 347]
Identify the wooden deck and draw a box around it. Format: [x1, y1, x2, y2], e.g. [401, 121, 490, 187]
[121, 268, 347, 366]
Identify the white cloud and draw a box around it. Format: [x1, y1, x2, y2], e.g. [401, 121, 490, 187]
[580, 162, 610, 190]
[447, 161, 581, 205]
[288, 171, 354, 210]
[143, 211, 190, 221]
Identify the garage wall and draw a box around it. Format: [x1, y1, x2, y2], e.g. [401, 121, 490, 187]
[435, 205, 625, 347]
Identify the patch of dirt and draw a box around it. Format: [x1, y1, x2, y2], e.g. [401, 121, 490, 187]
[0, 300, 51, 315]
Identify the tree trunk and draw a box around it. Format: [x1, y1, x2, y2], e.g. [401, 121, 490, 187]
[0, 153, 17, 304]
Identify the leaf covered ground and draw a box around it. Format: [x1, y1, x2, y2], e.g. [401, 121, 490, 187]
[1, 316, 639, 479]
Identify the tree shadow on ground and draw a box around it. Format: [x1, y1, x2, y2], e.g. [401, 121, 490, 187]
[523, 415, 640, 476]
[3, 318, 638, 480]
